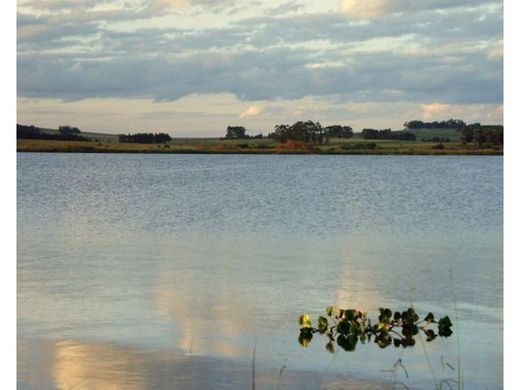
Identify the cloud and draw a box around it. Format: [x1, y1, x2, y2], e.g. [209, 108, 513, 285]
[146, 0, 236, 13]
[265, 1, 303, 15]
[487, 39, 503, 60]
[147, 0, 188, 12]
[16, 0, 503, 109]
[420, 102, 503, 123]
[239, 105, 263, 118]
[338, 0, 394, 18]
[338, 0, 501, 19]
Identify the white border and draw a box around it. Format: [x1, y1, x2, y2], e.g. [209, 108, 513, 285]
[1, 0, 16, 389]
[504, 0, 518, 388]
[7, 1, 512, 388]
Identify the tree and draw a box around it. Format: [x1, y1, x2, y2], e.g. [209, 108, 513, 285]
[225, 126, 248, 139]
[119, 132, 172, 144]
[460, 126, 475, 143]
[58, 125, 81, 136]
[325, 125, 353, 139]
[270, 121, 325, 145]
[17, 124, 41, 139]
[404, 119, 466, 130]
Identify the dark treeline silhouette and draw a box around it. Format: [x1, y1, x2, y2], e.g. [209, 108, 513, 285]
[224, 126, 263, 139]
[119, 132, 172, 144]
[268, 121, 327, 144]
[225, 122, 352, 144]
[362, 129, 416, 141]
[324, 125, 353, 139]
[404, 119, 466, 130]
[17, 124, 88, 141]
[58, 125, 81, 136]
[460, 124, 503, 146]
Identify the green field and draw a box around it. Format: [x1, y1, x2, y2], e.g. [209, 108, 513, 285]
[400, 128, 461, 141]
[18, 126, 503, 155]
[17, 137, 502, 155]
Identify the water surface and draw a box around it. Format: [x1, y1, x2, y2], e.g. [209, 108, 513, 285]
[17, 154, 503, 389]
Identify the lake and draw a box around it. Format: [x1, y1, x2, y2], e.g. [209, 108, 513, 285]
[17, 153, 503, 389]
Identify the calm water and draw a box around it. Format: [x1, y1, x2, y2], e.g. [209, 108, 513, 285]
[17, 153, 503, 389]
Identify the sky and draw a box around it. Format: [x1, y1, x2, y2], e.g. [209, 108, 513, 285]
[16, 0, 503, 136]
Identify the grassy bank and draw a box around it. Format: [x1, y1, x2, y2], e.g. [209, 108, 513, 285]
[17, 138, 503, 155]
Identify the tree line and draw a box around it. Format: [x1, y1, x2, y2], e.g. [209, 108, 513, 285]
[17, 124, 88, 141]
[225, 122, 353, 144]
[224, 126, 264, 140]
[118, 133, 172, 144]
[460, 124, 503, 146]
[404, 119, 466, 130]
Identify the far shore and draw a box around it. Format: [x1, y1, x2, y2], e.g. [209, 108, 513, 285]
[17, 139, 503, 156]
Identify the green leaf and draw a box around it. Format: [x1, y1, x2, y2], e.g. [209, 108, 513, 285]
[376, 322, 391, 333]
[337, 319, 350, 335]
[299, 314, 312, 328]
[337, 334, 358, 351]
[438, 316, 453, 337]
[402, 324, 418, 337]
[401, 337, 416, 348]
[424, 329, 437, 342]
[349, 322, 360, 336]
[378, 308, 392, 322]
[375, 333, 392, 348]
[438, 316, 453, 328]
[298, 331, 313, 348]
[403, 308, 419, 323]
[344, 309, 360, 321]
[326, 306, 337, 317]
[317, 316, 328, 334]
[424, 312, 435, 323]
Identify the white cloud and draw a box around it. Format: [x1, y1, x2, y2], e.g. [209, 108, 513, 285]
[338, 0, 394, 18]
[147, 0, 188, 12]
[487, 39, 503, 60]
[239, 105, 263, 118]
[420, 102, 503, 123]
[338, 0, 500, 19]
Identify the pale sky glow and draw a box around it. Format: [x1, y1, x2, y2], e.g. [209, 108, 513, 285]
[17, 0, 503, 136]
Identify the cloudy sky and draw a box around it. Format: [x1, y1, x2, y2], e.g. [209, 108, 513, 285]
[17, 0, 503, 136]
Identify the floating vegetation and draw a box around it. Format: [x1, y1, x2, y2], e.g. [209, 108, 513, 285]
[298, 307, 453, 352]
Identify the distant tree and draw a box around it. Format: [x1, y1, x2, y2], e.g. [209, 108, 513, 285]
[269, 124, 290, 143]
[119, 132, 172, 144]
[460, 124, 503, 146]
[404, 119, 466, 130]
[17, 124, 88, 141]
[225, 126, 248, 139]
[460, 129, 473, 143]
[325, 125, 353, 139]
[58, 125, 81, 136]
[270, 121, 325, 145]
[17, 124, 41, 139]
[361, 129, 380, 139]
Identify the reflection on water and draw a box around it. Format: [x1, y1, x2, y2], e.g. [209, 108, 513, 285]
[17, 154, 503, 388]
[18, 339, 385, 390]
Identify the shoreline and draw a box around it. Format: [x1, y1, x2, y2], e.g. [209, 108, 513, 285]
[17, 140, 503, 156]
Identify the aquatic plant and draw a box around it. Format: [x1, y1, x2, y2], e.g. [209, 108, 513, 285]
[298, 306, 453, 352]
